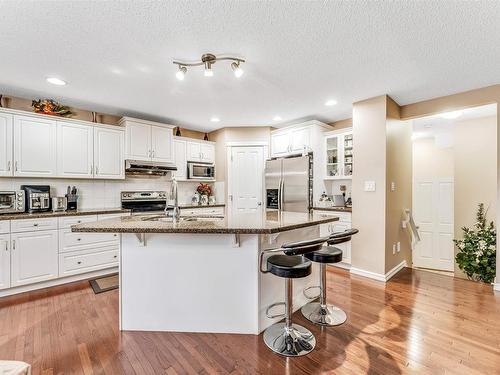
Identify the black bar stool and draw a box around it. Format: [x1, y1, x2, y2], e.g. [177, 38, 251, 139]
[301, 229, 359, 326]
[259, 237, 327, 356]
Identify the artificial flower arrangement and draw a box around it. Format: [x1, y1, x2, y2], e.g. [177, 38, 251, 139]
[32, 99, 73, 117]
[196, 183, 212, 196]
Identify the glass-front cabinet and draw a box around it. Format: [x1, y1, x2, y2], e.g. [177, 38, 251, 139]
[324, 129, 353, 180]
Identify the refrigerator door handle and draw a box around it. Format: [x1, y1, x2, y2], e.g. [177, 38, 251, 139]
[280, 179, 285, 211]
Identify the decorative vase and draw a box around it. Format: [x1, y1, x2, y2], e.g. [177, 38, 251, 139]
[200, 195, 209, 206]
[91, 111, 98, 123]
[204, 132, 209, 141]
[0, 94, 3, 108]
[191, 194, 200, 205]
[176, 127, 182, 137]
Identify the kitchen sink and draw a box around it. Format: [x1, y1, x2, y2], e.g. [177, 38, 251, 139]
[141, 215, 224, 222]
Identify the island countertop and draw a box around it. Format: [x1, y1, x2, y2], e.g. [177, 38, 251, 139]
[71, 211, 339, 234]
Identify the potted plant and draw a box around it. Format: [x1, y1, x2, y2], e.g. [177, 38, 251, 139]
[454, 203, 496, 283]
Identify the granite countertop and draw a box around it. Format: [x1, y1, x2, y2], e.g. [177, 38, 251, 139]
[72, 211, 339, 234]
[179, 204, 225, 209]
[0, 208, 130, 221]
[313, 206, 352, 213]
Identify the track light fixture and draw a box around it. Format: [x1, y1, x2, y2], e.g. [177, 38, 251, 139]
[173, 53, 245, 80]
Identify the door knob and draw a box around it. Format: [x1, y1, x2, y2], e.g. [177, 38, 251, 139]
[257, 202, 262, 206]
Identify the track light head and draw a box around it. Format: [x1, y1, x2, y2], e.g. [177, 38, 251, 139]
[176, 66, 187, 81]
[231, 62, 244, 78]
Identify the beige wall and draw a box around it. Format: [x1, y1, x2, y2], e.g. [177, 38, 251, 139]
[331, 118, 353, 129]
[413, 138, 454, 181]
[401, 85, 500, 284]
[385, 98, 413, 273]
[352, 96, 387, 275]
[454, 116, 497, 275]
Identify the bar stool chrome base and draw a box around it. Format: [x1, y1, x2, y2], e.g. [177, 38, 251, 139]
[263, 323, 316, 356]
[301, 302, 347, 326]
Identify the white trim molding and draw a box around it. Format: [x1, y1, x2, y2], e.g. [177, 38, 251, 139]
[350, 260, 407, 283]
[493, 283, 500, 292]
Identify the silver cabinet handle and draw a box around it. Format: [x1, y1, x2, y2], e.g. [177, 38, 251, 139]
[15, 161, 18, 171]
[7, 161, 11, 171]
[77, 261, 82, 265]
[33, 223, 39, 227]
[12, 240, 15, 250]
[4, 241, 8, 252]
[95, 165, 99, 175]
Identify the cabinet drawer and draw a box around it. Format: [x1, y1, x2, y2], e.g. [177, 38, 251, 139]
[59, 229, 119, 253]
[11, 217, 58, 233]
[0, 220, 9, 234]
[98, 213, 129, 221]
[59, 246, 119, 277]
[183, 207, 224, 216]
[315, 210, 351, 223]
[58, 215, 98, 229]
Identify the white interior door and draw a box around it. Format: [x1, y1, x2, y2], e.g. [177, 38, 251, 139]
[413, 178, 454, 271]
[229, 146, 264, 215]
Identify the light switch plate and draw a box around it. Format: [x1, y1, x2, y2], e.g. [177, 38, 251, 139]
[364, 181, 376, 192]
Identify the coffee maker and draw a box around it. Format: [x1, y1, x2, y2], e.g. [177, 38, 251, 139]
[21, 185, 51, 213]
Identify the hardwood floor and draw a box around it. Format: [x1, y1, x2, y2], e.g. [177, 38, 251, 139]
[1, 267, 499, 375]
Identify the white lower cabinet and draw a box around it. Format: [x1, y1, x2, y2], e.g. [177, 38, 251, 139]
[0, 234, 11, 290]
[11, 230, 58, 287]
[59, 246, 118, 277]
[182, 207, 225, 216]
[318, 211, 352, 264]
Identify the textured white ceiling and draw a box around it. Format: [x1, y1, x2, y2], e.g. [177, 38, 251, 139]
[1, 1, 500, 131]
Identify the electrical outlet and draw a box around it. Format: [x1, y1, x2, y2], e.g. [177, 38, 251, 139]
[397, 242, 401, 253]
[364, 181, 376, 192]
[392, 243, 396, 255]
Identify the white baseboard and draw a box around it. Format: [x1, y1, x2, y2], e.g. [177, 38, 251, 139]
[350, 260, 407, 283]
[329, 262, 351, 270]
[0, 267, 118, 298]
[493, 283, 500, 292]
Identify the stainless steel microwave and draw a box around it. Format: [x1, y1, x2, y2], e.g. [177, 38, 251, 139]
[187, 162, 215, 181]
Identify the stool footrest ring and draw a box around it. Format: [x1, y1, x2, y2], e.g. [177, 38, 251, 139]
[266, 302, 286, 319]
[303, 285, 321, 300]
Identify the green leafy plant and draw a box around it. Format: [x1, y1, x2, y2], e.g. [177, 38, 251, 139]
[454, 203, 496, 283]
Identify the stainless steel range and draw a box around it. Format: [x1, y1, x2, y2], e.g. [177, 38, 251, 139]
[121, 191, 167, 214]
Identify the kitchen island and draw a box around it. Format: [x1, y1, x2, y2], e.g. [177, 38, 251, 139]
[73, 211, 339, 334]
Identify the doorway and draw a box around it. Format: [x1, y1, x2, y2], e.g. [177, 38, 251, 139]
[411, 104, 497, 274]
[227, 146, 265, 216]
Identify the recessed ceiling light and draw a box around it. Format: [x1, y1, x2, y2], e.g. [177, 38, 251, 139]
[273, 116, 282, 121]
[439, 110, 463, 119]
[46, 77, 67, 86]
[325, 99, 337, 106]
[210, 117, 220, 123]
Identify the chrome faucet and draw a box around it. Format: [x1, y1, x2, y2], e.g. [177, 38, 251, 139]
[166, 177, 181, 223]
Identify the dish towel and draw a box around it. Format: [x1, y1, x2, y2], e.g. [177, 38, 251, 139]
[0, 361, 31, 375]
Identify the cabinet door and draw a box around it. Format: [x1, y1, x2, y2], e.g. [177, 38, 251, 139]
[57, 121, 94, 178]
[331, 222, 351, 263]
[290, 127, 311, 153]
[0, 234, 10, 290]
[342, 132, 353, 178]
[200, 143, 215, 163]
[151, 125, 173, 162]
[11, 230, 58, 287]
[13, 115, 57, 177]
[94, 127, 125, 179]
[0, 112, 13, 177]
[186, 142, 201, 162]
[271, 132, 290, 156]
[173, 139, 187, 179]
[125, 121, 151, 161]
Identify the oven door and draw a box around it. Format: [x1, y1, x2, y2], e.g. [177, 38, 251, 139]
[188, 163, 215, 181]
[0, 192, 17, 213]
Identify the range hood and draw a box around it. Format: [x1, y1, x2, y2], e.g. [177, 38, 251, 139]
[125, 160, 177, 176]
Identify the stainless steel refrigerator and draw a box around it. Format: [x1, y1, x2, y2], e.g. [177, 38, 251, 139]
[265, 155, 313, 213]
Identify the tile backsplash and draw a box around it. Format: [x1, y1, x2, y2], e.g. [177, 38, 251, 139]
[0, 177, 224, 209]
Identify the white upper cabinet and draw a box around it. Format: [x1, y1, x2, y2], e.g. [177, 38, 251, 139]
[270, 120, 331, 158]
[173, 139, 187, 179]
[151, 125, 173, 162]
[57, 121, 94, 178]
[93, 126, 125, 179]
[324, 128, 353, 180]
[187, 141, 215, 163]
[125, 120, 151, 161]
[0, 112, 13, 177]
[122, 117, 174, 163]
[13, 115, 57, 177]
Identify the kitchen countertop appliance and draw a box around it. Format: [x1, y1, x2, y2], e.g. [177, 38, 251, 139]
[265, 154, 313, 213]
[21, 185, 51, 213]
[121, 191, 167, 214]
[52, 197, 68, 212]
[187, 162, 215, 181]
[0, 191, 25, 214]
